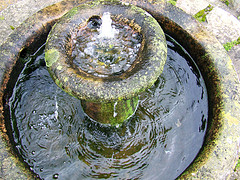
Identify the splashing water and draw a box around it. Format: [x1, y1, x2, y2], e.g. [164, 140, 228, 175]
[71, 12, 141, 77]
[98, 12, 119, 39]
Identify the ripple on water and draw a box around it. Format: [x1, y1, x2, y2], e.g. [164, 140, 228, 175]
[9, 35, 208, 180]
[70, 15, 142, 77]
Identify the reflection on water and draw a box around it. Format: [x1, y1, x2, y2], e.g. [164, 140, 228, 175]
[9, 35, 208, 180]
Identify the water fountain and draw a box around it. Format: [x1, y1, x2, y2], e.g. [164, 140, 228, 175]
[44, 2, 167, 126]
[0, 0, 239, 179]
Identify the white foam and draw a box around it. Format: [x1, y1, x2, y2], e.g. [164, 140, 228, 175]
[98, 12, 118, 39]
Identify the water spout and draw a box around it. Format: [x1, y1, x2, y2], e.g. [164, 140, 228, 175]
[98, 12, 118, 39]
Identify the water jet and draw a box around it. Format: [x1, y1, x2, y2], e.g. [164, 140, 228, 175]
[0, 0, 239, 179]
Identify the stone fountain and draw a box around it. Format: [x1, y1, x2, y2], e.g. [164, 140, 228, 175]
[0, 0, 239, 179]
[44, 1, 167, 126]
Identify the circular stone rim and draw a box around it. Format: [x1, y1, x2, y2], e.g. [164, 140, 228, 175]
[0, 0, 239, 179]
[45, 1, 167, 102]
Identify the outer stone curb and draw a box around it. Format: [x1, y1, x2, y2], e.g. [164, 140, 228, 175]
[205, 7, 240, 44]
[0, 0, 239, 179]
[175, 0, 240, 78]
[176, 0, 209, 15]
[0, 0, 62, 44]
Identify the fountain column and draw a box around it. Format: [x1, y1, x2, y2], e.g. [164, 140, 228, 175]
[45, 0, 167, 126]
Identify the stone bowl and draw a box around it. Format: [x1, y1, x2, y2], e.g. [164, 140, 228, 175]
[0, 0, 239, 179]
[44, 1, 167, 125]
[45, 1, 167, 102]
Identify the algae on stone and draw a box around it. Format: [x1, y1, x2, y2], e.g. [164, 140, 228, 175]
[221, 0, 230, 6]
[168, 0, 177, 6]
[194, 5, 213, 22]
[9, 25, 15, 30]
[223, 37, 240, 51]
[45, 48, 59, 67]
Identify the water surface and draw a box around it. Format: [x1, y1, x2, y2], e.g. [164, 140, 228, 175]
[9, 35, 208, 180]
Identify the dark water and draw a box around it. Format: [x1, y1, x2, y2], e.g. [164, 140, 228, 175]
[9, 35, 208, 180]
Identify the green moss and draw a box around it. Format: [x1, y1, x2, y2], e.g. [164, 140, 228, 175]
[57, 66, 63, 70]
[82, 96, 139, 126]
[130, 3, 147, 16]
[194, 5, 213, 22]
[221, 0, 230, 6]
[54, 78, 59, 86]
[235, 158, 240, 170]
[0, 16, 5, 20]
[88, 0, 120, 7]
[45, 48, 59, 67]
[9, 25, 15, 30]
[168, 0, 177, 6]
[63, 6, 79, 19]
[223, 37, 240, 51]
[64, 77, 69, 82]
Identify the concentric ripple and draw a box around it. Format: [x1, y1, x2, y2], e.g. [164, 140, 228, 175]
[8, 35, 208, 180]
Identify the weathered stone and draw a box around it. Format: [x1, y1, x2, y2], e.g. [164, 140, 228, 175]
[0, 0, 62, 44]
[206, 7, 240, 44]
[0, 0, 240, 179]
[45, 1, 167, 125]
[176, 0, 209, 15]
[231, 0, 240, 13]
[0, 0, 18, 11]
[203, 6, 240, 77]
[228, 44, 240, 77]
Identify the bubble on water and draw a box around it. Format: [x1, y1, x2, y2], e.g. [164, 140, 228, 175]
[53, 173, 59, 179]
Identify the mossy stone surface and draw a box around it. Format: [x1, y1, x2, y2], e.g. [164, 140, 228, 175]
[45, 0, 167, 103]
[81, 96, 139, 126]
[45, 0, 167, 125]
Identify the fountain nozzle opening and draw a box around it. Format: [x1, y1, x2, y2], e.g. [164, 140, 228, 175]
[87, 15, 102, 29]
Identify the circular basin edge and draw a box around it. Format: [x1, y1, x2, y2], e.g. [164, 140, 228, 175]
[0, 0, 239, 179]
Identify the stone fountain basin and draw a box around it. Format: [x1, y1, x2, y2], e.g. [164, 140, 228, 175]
[0, 0, 239, 179]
